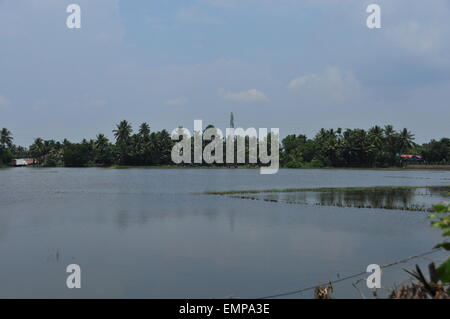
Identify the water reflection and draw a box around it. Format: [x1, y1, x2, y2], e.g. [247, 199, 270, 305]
[1, 168, 450, 298]
[233, 187, 450, 212]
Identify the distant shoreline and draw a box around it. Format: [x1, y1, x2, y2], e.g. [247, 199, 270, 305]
[2, 165, 450, 171]
[403, 165, 450, 170]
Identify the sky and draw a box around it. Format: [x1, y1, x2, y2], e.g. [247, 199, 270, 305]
[0, 0, 449, 146]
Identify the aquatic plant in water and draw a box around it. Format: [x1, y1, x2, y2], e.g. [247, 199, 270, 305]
[430, 202, 450, 284]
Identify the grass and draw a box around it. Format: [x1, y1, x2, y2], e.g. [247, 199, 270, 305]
[202, 185, 450, 212]
[228, 194, 435, 212]
[106, 166, 450, 171]
[106, 164, 258, 170]
[202, 185, 450, 195]
[107, 165, 178, 169]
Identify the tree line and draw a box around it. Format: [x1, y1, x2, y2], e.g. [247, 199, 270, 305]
[1, 122, 450, 168]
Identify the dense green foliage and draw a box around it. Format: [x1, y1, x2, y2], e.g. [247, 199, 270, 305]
[1, 123, 450, 168]
[281, 125, 419, 168]
[422, 138, 450, 164]
[0, 128, 13, 166]
[431, 203, 450, 284]
[282, 126, 450, 168]
[23, 121, 175, 167]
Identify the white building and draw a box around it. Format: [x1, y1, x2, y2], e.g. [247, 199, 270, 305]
[12, 158, 35, 166]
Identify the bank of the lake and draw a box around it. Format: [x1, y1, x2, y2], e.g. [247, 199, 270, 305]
[8, 164, 450, 172]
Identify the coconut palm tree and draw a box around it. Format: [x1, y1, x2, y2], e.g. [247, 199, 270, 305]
[113, 120, 132, 145]
[383, 125, 399, 165]
[94, 134, 112, 165]
[95, 134, 109, 149]
[139, 123, 150, 139]
[113, 120, 133, 164]
[398, 128, 415, 153]
[368, 126, 384, 149]
[367, 125, 385, 166]
[29, 138, 46, 165]
[0, 128, 13, 148]
[136, 123, 152, 165]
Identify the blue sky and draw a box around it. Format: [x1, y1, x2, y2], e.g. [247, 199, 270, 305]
[1, 0, 449, 145]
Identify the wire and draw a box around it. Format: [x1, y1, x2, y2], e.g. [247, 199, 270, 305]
[257, 248, 443, 299]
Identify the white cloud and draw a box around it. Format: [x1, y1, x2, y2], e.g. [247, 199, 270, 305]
[379, 1, 450, 67]
[165, 97, 189, 106]
[0, 95, 11, 110]
[289, 67, 360, 102]
[289, 74, 319, 90]
[386, 22, 443, 56]
[177, 7, 220, 24]
[201, 0, 234, 8]
[219, 88, 269, 103]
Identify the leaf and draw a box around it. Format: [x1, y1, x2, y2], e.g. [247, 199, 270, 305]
[442, 227, 450, 237]
[436, 259, 450, 284]
[431, 221, 444, 228]
[433, 204, 449, 213]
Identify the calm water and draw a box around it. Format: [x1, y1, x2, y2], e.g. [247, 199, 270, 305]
[0, 168, 449, 298]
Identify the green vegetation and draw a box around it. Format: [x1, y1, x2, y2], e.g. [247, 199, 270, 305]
[203, 185, 450, 212]
[1, 122, 450, 168]
[0, 128, 13, 166]
[430, 203, 450, 283]
[282, 125, 445, 168]
[202, 185, 450, 196]
[389, 202, 450, 298]
[10, 121, 175, 167]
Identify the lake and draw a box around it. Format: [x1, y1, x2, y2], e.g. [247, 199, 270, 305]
[0, 168, 449, 298]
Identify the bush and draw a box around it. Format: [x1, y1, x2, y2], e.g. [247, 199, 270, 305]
[63, 143, 92, 167]
[0, 147, 13, 165]
[285, 161, 304, 168]
[430, 203, 450, 283]
[303, 159, 325, 168]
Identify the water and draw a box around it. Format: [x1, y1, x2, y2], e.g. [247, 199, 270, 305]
[0, 168, 449, 298]
[235, 187, 450, 212]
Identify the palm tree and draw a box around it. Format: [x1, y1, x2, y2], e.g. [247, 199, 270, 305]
[95, 134, 109, 149]
[383, 125, 399, 165]
[384, 125, 395, 137]
[368, 126, 384, 148]
[136, 123, 152, 165]
[344, 129, 369, 166]
[0, 128, 13, 148]
[156, 130, 173, 164]
[113, 121, 133, 164]
[29, 138, 46, 165]
[367, 126, 385, 166]
[94, 134, 112, 166]
[398, 128, 415, 153]
[139, 123, 150, 138]
[113, 120, 132, 145]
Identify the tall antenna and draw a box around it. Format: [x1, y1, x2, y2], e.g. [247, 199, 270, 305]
[230, 112, 235, 129]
